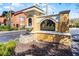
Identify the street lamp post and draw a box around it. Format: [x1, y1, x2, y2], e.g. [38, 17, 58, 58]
[45, 3, 48, 15]
[8, 3, 12, 30]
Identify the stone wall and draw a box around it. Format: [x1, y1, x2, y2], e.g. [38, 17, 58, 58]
[32, 31, 71, 46]
[58, 10, 70, 32]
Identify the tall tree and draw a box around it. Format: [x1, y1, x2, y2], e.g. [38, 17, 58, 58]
[2, 11, 8, 17]
[2, 10, 15, 29]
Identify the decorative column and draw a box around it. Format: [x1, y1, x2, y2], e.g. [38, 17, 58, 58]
[59, 10, 70, 33]
[32, 15, 40, 32]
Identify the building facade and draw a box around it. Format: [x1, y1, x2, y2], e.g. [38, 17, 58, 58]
[0, 16, 5, 25]
[11, 12, 27, 29]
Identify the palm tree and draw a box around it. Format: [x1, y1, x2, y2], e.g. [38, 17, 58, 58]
[8, 10, 15, 29]
[2, 10, 15, 29]
[2, 11, 9, 25]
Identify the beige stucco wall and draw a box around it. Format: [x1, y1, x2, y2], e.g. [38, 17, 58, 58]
[33, 32, 71, 46]
[32, 15, 41, 31]
[55, 22, 59, 32]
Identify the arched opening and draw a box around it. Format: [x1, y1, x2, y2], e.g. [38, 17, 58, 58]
[40, 19, 55, 31]
[28, 18, 32, 26]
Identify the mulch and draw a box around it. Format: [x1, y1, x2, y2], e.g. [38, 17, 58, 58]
[14, 41, 73, 56]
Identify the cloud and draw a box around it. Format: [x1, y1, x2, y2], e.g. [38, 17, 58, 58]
[11, 3, 25, 11]
[42, 4, 55, 15]
[11, 3, 25, 7]
[3, 6, 15, 10]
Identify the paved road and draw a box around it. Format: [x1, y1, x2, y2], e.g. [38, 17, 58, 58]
[69, 28, 79, 56]
[0, 30, 26, 42]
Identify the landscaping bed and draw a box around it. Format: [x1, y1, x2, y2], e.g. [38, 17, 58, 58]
[0, 37, 72, 56]
[14, 41, 72, 56]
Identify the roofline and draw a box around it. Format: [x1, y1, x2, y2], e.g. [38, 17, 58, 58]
[37, 14, 59, 18]
[22, 6, 44, 12]
[13, 12, 26, 16]
[14, 5, 44, 15]
[59, 10, 70, 14]
[0, 15, 3, 17]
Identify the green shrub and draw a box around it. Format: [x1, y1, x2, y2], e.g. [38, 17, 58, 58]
[20, 26, 25, 30]
[0, 43, 3, 47]
[3, 48, 11, 56]
[75, 23, 79, 27]
[14, 28, 18, 30]
[0, 25, 10, 31]
[0, 25, 18, 31]
[5, 40, 16, 49]
[8, 27, 14, 31]
[0, 43, 6, 56]
[0, 40, 16, 56]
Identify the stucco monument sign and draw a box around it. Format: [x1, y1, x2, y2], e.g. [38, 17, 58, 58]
[13, 6, 71, 48]
[30, 9, 71, 47]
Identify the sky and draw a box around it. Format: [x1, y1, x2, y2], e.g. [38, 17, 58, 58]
[0, 3, 79, 19]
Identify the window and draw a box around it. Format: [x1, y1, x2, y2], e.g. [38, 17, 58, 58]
[28, 18, 32, 26]
[18, 16, 24, 21]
